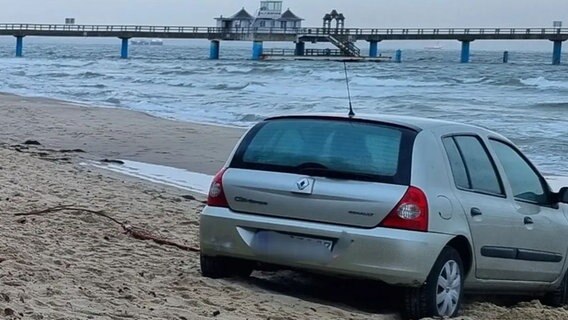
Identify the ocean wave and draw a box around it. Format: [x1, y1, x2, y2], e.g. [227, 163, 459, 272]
[534, 102, 568, 109]
[521, 77, 568, 89]
[212, 82, 264, 91]
[132, 78, 156, 84]
[315, 71, 345, 81]
[83, 84, 107, 89]
[485, 78, 524, 86]
[241, 82, 267, 92]
[459, 77, 488, 84]
[105, 97, 121, 105]
[221, 66, 253, 74]
[159, 70, 196, 76]
[169, 82, 195, 88]
[79, 71, 105, 78]
[219, 66, 286, 75]
[48, 62, 94, 68]
[350, 77, 447, 87]
[32, 72, 71, 78]
[238, 113, 265, 122]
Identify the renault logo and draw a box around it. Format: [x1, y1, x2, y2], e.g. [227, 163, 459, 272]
[297, 178, 310, 191]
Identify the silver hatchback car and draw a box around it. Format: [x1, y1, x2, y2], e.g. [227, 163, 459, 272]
[199, 114, 568, 319]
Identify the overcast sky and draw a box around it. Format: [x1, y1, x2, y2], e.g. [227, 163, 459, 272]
[0, 0, 566, 27]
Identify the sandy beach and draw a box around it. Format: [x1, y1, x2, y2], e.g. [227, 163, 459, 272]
[0, 94, 567, 320]
[0, 93, 244, 175]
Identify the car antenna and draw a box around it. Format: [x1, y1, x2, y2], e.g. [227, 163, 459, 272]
[343, 62, 355, 118]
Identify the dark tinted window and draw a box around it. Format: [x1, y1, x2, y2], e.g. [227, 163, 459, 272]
[490, 140, 549, 204]
[232, 118, 417, 185]
[442, 138, 470, 189]
[454, 136, 503, 195]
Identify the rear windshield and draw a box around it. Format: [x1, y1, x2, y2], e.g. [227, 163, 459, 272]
[231, 118, 417, 185]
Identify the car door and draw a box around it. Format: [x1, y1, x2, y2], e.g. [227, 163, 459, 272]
[442, 135, 520, 280]
[489, 138, 568, 282]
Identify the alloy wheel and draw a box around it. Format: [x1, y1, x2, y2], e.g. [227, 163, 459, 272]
[436, 260, 462, 316]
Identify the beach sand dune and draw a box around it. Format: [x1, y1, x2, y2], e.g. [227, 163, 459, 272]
[1, 94, 568, 319]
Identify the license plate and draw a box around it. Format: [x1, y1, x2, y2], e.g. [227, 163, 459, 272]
[288, 234, 333, 251]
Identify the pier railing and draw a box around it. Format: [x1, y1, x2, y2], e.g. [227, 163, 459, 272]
[0, 24, 224, 33]
[303, 27, 568, 36]
[1, 23, 567, 37]
[263, 48, 343, 56]
[0, 24, 303, 34]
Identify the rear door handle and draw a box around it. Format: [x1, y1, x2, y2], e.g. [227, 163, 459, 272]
[524, 217, 534, 225]
[470, 208, 482, 217]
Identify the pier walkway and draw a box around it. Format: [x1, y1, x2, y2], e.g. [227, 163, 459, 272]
[2, 24, 568, 64]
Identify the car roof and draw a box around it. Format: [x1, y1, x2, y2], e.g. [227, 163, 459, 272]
[265, 113, 489, 132]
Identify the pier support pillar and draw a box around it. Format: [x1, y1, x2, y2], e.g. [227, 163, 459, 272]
[252, 41, 263, 60]
[503, 51, 509, 63]
[210, 40, 220, 60]
[15, 36, 24, 57]
[552, 40, 563, 65]
[120, 38, 129, 59]
[460, 40, 471, 63]
[369, 41, 379, 58]
[295, 41, 305, 56]
[395, 49, 402, 63]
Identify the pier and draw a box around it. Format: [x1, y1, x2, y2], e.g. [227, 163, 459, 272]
[1, 24, 568, 64]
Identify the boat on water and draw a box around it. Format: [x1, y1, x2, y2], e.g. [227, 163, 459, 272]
[131, 39, 164, 46]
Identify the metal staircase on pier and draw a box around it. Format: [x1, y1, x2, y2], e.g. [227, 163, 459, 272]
[327, 35, 361, 57]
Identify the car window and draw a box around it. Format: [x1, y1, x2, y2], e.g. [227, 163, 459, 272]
[442, 137, 470, 189]
[490, 140, 549, 205]
[453, 136, 503, 196]
[232, 118, 417, 185]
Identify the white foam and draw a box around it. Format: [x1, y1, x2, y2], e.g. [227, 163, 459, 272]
[546, 176, 568, 192]
[521, 77, 568, 90]
[350, 77, 448, 87]
[91, 160, 213, 195]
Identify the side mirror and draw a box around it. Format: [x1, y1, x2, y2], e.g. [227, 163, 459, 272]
[559, 187, 568, 204]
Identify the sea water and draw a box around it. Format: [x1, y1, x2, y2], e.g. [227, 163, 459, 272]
[0, 40, 566, 175]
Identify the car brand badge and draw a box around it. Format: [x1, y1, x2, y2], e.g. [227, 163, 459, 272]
[297, 178, 310, 191]
[293, 177, 315, 195]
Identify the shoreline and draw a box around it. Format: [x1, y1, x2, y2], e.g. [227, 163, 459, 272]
[2, 91, 567, 187]
[0, 92, 245, 175]
[0, 91, 252, 130]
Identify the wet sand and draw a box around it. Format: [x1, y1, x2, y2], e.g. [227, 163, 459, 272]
[1, 93, 568, 319]
[0, 93, 244, 175]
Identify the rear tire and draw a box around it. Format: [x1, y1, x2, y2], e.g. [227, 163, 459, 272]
[200, 254, 254, 279]
[403, 246, 464, 319]
[542, 271, 568, 307]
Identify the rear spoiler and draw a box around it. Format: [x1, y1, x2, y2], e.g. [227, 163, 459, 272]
[264, 115, 422, 133]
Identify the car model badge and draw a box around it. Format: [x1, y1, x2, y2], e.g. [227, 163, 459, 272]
[297, 178, 310, 191]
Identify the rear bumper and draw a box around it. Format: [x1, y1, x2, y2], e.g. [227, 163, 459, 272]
[200, 206, 453, 286]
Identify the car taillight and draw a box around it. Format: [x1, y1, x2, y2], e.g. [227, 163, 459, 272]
[207, 168, 229, 208]
[379, 186, 428, 232]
